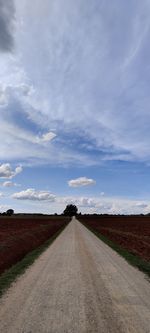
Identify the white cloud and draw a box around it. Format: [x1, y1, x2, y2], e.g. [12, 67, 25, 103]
[3, 181, 14, 187]
[0, 164, 22, 179]
[12, 188, 56, 202]
[15, 166, 22, 174]
[8, 191, 150, 215]
[68, 177, 96, 187]
[58, 195, 150, 215]
[37, 131, 57, 143]
[2, 181, 19, 187]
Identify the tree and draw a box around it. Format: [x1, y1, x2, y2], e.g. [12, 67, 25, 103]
[6, 209, 14, 216]
[63, 204, 78, 217]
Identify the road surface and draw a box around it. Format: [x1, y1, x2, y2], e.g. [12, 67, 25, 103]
[0, 217, 150, 332]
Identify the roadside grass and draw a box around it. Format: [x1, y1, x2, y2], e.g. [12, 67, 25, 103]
[0, 224, 67, 297]
[80, 220, 150, 280]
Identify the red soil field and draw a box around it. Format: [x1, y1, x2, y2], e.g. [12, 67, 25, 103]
[79, 215, 150, 262]
[0, 215, 69, 275]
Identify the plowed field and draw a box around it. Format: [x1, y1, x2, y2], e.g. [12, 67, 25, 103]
[79, 215, 150, 262]
[0, 215, 69, 274]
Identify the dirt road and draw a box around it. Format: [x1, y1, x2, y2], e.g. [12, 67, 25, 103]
[0, 217, 150, 333]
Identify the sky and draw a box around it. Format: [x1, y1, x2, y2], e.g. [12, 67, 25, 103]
[0, 0, 150, 214]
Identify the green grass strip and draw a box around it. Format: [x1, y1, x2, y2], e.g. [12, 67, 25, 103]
[80, 220, 150, 280]
[0, 224, 67, 297]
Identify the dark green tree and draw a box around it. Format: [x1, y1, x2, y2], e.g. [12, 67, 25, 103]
[63, 204, 78, 217]
[6, 209, 14, 216]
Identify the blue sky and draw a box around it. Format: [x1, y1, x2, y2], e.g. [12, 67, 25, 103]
[0, 0, 150, 214]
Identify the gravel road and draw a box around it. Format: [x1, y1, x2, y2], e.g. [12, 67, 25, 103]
[0, 217, 150, 333]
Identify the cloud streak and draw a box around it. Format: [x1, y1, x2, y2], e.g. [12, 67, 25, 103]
[1, 1, 150, 166]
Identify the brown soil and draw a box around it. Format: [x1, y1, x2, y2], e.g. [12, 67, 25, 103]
[79, 215, 150, 262]
[0, 215, 69, 274]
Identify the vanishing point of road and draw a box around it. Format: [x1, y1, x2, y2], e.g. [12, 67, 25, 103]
[0, 217, 150, 333]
